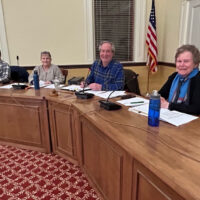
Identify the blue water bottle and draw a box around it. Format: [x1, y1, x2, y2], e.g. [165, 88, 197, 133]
[33, 70, 40, 90]
[148, 90, 160, 127]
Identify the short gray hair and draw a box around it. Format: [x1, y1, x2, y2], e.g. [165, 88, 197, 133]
[40, 51, 51, 58]
[99, 41, 115, 54]
[175, 44, 200, 66]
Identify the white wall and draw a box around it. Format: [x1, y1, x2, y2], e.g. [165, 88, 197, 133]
[1, 0, 89, 65]
[156, 0, 182, 62]
[0, 0, 192, 66]
[179, 0, 200, 50]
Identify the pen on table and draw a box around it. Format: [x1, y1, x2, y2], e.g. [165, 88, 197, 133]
[83, 88, 91, 92]
[130, 101, 144, 104]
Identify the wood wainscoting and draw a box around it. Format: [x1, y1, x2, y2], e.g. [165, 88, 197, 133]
[78, 114, 185, 200]
[0, 91, 50, 153]
[1, 88, 200, 200]
[79, 117, 133, 200]
[48, 100, 79, 165]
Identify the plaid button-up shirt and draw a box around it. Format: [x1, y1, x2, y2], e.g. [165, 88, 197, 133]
[86, 59, 124, 91]
[0, 60, 10, 83]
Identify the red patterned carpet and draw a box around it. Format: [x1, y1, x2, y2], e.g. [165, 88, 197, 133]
[0, 145, 101, 200]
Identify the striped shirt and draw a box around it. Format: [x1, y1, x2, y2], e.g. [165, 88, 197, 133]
[86, 60, 124, 91]
[0, 60, 10, 83]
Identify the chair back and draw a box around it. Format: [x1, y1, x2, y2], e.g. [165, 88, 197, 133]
[10, 66, 29, 83]
[60, 68, 68, 84]
[124, 69, 140, 95]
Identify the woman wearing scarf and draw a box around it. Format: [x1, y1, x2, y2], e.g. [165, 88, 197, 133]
[159, 44, 200, 115]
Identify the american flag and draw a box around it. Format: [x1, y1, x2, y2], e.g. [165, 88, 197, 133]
[146, 0, 158, 72]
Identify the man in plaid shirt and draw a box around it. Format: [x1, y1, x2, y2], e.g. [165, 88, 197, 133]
[0, 50, 10, 84]
[81, 41, 124, 91]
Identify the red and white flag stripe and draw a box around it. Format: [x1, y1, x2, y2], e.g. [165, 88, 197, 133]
[146, 0, 158, 73]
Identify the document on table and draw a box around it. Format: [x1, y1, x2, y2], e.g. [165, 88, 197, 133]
[0, 83, 13, 89]
[86, 90, 126, 99]
[78, 89, 126, 99]
[83, 90, 106, 95]
[117, 97, 149, 106]
[129, 104, 198, 126]
[62, 84, 90, 92]
[159, 109, 198, 126]
[44, 84, 65, 89]
[29, 80, 50, 88]
[61, 87, 126, 99]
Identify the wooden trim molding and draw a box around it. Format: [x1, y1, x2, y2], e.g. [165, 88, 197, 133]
[157, 62, 175, 67]
[17, 62, 175, 70]
[83, 0, 94, 63]
[179, 0, 200, 46]
[133, 0, 147, 62]
[0, 0, 10, 63]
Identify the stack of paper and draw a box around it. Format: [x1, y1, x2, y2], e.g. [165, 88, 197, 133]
[62, 84, 90, 92]
[128, 104, 198, 126]
[93, 91, 126, 99]
[85, 90, 125, 98]
[160, 109, 198, 126]
[61, 86, 126, 99]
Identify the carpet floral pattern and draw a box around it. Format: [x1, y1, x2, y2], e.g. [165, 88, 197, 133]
[0, 145, 101, 200]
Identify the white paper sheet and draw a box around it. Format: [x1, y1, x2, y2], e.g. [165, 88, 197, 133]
[0, 83, 13, 89]
[160, 109, 198, 126]
[84, 90, 106, 95]
[117, 97, 149, 106]
[61, 86, 125, 99]
[91, 91, 126, 99]
[44, 84, 65, 89]
[128, 104, 198, 126]
[62, 84, 90, 92]
[29, 80, 50, 88]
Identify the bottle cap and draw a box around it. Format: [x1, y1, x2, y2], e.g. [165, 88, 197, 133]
[150, 90, 160, 99]
[152, 90, 158, 95]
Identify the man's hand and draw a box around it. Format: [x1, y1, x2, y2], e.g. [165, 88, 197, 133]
[80, 81, 85, 88]
[88, 83, 102, 91]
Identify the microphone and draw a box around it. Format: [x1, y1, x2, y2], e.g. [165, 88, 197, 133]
[16, 56, 19, 66]
[75, 68, 94, 99]
[12, 55, 27, 89]
[99, 91, 122, 110]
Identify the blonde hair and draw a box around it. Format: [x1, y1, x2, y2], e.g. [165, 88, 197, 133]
[40, 51, 51, 58]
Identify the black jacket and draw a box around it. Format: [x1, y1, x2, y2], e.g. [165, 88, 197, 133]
[158, 71, 200, 115]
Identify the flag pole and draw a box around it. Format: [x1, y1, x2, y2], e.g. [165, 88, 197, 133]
[146, 66, 150, 97]
[145, 0, 157, 97]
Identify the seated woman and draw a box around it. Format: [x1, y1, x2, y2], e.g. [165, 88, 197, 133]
[29, 51, 64, 84]
[159, 44, 200, 115]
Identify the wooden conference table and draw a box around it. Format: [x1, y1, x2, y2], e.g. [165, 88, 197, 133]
[0, 87, 200, 200]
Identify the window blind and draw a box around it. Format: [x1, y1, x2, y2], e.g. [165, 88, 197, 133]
[94, 0, 135, 62]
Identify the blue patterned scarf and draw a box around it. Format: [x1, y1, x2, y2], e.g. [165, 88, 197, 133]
[168, 68, 199, 104]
